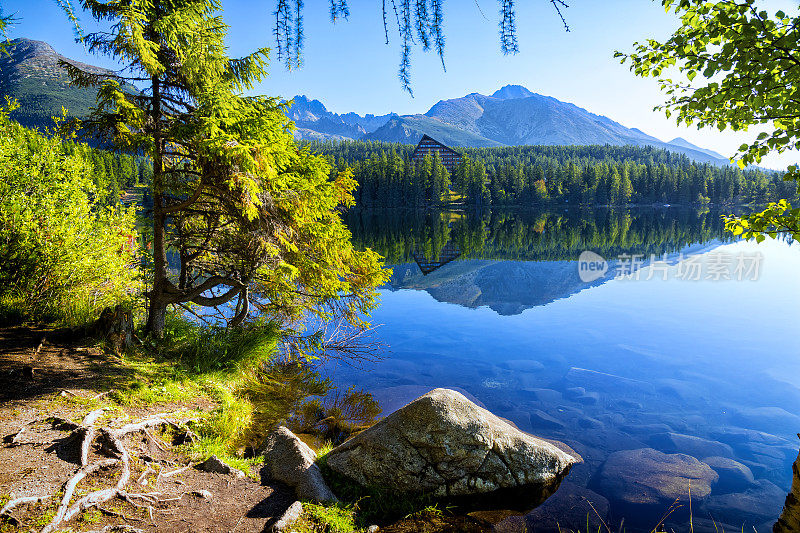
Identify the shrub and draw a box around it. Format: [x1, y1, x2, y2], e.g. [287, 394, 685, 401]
[0, 101, 139, 324]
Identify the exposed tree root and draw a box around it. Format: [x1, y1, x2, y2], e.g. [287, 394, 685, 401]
[2, 408, 194, 532]
[0, 494, 50, 517]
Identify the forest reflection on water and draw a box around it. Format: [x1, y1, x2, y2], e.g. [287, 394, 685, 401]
[335, 207, 800, 531]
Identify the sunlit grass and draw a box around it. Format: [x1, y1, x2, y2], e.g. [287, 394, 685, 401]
[294, 502, 359, 533]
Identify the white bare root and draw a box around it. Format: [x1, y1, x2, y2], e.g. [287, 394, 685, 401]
[137, 466, 155, 485]
[82, 409, 105, 427]
[80, 408, 105, 466]
[42, 459, 119, 533]
[34, 410, 194, 533]
[160, 463, 194, 478]
[0, 494, 50, 516]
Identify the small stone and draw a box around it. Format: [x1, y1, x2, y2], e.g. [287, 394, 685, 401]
[271, 501, 303, 532]
[191, 489, 212, 500]
[197, 454, 245, 479]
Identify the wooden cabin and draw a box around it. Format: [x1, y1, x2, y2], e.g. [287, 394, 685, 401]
[412, 135, 462, 174]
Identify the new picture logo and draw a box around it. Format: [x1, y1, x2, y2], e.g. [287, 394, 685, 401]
[578, 251, 608, 282]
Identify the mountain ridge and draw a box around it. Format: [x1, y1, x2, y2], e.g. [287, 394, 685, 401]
[289, 84, 730, 165]
[0, 38, 729, 165]
[0, 37, 134, 130]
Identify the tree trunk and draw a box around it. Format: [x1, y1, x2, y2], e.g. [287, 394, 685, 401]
[92, 305, 135, 354]
[145, 73, 168, 338]
[774, 443, 800, 533]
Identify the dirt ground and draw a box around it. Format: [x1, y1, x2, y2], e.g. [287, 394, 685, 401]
[0, 326, 295, 532]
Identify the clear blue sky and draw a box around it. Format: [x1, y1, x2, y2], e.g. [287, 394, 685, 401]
[3, 0, 798, 169]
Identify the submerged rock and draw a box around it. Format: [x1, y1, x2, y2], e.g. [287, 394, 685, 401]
[703, 456, 756, 494]
[324, 388, 579, 510]
[522, 481, 609, 533]
[732, 407, 800, 437]
[260, 426, 338, 503]
[704, 479, 785, 524]
[594, 448, 717, 508]
[648, 432, 735, 459]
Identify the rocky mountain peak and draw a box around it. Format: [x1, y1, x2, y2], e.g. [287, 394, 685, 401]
[491, 84, 536, 100]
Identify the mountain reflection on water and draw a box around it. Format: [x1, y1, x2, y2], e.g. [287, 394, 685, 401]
[348, 207, 729, 314]
[334, 207, 800, 532]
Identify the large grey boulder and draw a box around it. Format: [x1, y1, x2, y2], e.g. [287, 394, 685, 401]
[260, 426, 338, 503]
[594, 448, 717, 508]
[324, 388, 579, 509]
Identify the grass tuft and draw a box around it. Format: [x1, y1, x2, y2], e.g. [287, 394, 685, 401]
[294, 502, 359, 533]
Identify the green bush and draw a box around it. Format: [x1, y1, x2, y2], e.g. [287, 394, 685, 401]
[0, 101, 139, 324]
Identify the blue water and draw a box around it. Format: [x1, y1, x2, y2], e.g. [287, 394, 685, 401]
[328, 208, 800, 531]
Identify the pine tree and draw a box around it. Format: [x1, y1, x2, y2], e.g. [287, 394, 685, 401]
[66, 0, 387, 339]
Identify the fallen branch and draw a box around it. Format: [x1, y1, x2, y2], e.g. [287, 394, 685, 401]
[91, 390, 114, 400]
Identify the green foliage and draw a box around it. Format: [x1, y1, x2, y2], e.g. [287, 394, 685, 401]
[618, 0, 800, 241]
[0, 8, 16, 53]
[313, 140, 790, 208]
[0, 101, 139, 324]
[724, 199, 800, 243]
[238, 359, 331, 447]
[159, 314, 280, 373]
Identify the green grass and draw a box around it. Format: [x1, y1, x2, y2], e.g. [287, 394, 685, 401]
[295, 503, 359, 533]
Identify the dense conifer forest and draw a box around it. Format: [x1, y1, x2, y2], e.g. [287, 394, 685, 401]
[311, 140, 797, 208]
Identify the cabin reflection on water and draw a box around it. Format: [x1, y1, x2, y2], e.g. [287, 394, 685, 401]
[412, 241, 462, 275]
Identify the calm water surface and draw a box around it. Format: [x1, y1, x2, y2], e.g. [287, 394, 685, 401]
[329, 208, 800, 531]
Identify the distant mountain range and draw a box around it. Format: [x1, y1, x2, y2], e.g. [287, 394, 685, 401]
[288, 84, 730, 165]
[0, 38, 728, 165]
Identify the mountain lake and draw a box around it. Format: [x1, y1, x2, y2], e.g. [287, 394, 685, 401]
[320, 206, 800, 531]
